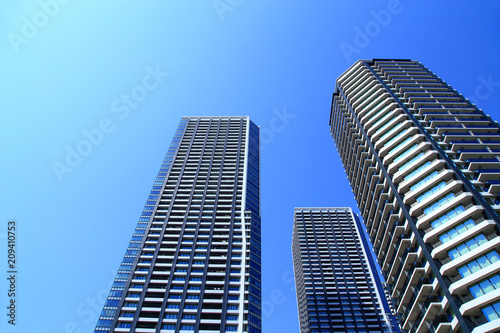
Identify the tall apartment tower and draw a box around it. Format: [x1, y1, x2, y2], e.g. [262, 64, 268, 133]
[94, 116, 261, 333]
[330, 59, 500, 333]
[292, 207, 399, 333]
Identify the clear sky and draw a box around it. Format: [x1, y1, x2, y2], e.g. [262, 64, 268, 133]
[1, 1, 500, 332]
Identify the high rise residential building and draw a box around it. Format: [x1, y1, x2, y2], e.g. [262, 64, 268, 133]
[292, 207, 399, 333]
[330, 59, 500, 333]
[94, 116, 261, 333]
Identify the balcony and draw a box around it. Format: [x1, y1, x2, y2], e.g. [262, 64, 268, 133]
[409, 182, 466, 218]
[440, 236, 500, 277]
[386, 235, 411, 283]
[393, 250, 419, 291]
[397, 266, 426, 310]
[472, 318, 500, 333]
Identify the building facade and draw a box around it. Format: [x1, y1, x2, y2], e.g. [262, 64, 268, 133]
[94, 116, 261, 333]
[330, 59, 500, 332]
[292, 207, 399, 333]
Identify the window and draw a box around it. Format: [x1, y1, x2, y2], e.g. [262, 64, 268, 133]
[481, 300, 500, 322]
[380, 125, 404, 142]
[371, 109, 394, 129]
[394, 144, 418, 163]
[368, 102, 390, 121]
[162, 324, 175, 329]
[164, 313, 178, 319]
[448, 234, 487, 260]
[399, 152, 425, 172]
[226, 326, 238, 331]
[416, 181, 446, 203]
[375, 116, 398, 136]
[438, 219, 476, 244]
[389, 136, 413, 155]
[458, 252, 500, 278]
[423, 192, 455, 215]
[469, 273, 500, 298]
[123, 302, 137, 307]
[112, 281, 126, 288]
[130, 284, 143, 289]
[167, 304, 180, 309]
[404, 161, 432, 181]
[430, 206, 466, 229]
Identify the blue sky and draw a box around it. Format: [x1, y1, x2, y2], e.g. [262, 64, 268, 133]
[1, 1, 500, 332]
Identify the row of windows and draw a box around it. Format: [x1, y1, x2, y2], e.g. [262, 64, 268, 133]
[448, 234, 487, 260]
[458, 251, 500, 278]
[371, 109, 395, 130]
[482, 300, 500, 323]
[399, 152, 425, 172]
[416, 180, 446, 203]
[470, 273, 500, 298]
[423, 192, 455, 215]
[404, 161, 432, 181]
[297, 219, 353, 224]
[299, 230, 358, 236]
[430, 205, 465, 229]
[380, 126, 404, 144]
[389, 135, 413, 156]
[376, 118, 400, 140]
[365, 107, 390, 131]
[394, 143, 418, 164]
[438, 219, 476, 244]
[122, 301, 240, 310]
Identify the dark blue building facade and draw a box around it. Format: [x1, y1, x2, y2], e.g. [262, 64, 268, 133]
[94, 116, 261, 333]
[292, 207, 399, 333]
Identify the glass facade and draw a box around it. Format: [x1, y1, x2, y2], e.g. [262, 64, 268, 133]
[292, 207, 399, 333]
[94, 116, 261, 333]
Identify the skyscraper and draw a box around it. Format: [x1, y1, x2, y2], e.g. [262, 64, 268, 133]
[94, 116, 261, 333]
[330, 59, 500, 332]
[292, 207, 399, 333]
